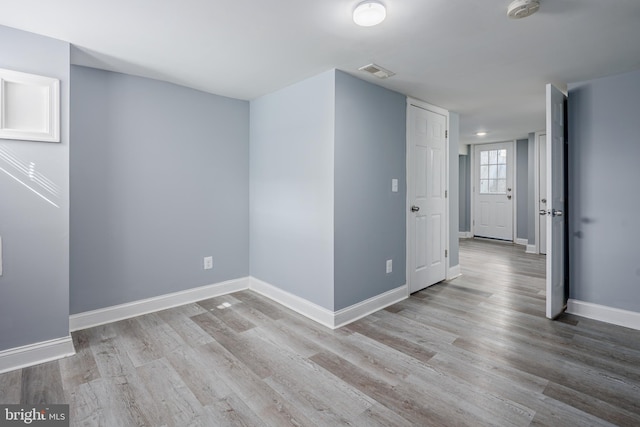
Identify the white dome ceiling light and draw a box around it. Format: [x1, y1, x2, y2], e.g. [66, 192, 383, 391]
[507, 0, 540, 19]
[353, 1, 387, 27]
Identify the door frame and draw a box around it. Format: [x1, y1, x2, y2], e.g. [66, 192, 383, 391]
[469, 140, 517, 242]
[405, 97, 450, 295]
[533, 130, 546, 254]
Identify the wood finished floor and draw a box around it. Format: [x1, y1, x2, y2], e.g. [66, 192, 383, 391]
[2, 239, 640, 426]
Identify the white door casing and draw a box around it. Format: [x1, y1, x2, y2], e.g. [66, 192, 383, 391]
[546, 84, 568, 319]
[473, 141, 515, 241]
[538, 133, 548, 254]
[407, 100, 448, 293]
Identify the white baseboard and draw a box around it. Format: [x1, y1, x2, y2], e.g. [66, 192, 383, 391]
[447, 264, 462, 280]
[0, 336, 75, 374]
[249, 277, 335, 328]
[249, 277, 407, 329]
[459, 231, 472, 239]
[69, 274, 409, 336]
[70, 277, 250, 332]
[515, 238, 528, 246]
[567, 299, 640, 331]
[333, 284, 407, 329]
[525, 244, 537, 254]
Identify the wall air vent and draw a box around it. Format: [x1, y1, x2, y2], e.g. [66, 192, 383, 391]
[358, 63, 395, 79]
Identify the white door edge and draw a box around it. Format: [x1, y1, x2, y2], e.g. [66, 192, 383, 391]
[533, 130, 542, 254]
[533, 130, 545, 254]
[511, 140, 517, 243]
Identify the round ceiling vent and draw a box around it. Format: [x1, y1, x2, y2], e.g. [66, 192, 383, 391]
[507, 0, 540, 19]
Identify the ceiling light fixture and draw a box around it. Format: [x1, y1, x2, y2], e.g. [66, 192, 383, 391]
[475, 131, 488, 136]
[507, 0, 540, 19]
[353, 1, 386, 27]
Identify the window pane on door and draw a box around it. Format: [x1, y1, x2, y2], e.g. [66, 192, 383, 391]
[480, 165, 488, 179]
[479, 149, 507, 194]
[498, 164, 507, 179]
[489, 165, 498, 179]
[498, 149, 507, 164]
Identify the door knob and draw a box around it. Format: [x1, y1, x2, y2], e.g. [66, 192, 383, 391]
[411, 206, 420, 212]
[539, 209, 547, 215]
[552, 209, 563, 217]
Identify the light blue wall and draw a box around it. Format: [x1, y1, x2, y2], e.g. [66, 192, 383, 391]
[568, 68, 640, 313]
[458, 155, 471, 232]
[448, 113, 460, 267]
[516, 138, 529, 240]
[70, 66, 249, 314]
[333, 71, 406, 310]
[0, 26, 70, 350]
[250, 70, 335, 310]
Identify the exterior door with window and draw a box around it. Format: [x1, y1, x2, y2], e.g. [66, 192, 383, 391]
[473, 142, 514, 241]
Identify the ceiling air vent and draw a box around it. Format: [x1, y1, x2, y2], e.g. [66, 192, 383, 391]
[358, 63, 395, 79]
[507, 0, 540, 19]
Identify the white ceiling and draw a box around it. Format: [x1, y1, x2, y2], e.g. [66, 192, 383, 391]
[2, 0, 640, 144]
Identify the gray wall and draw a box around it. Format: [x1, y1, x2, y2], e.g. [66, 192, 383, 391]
[568, 69, 640, 313]
[70, 66, 249, 314]
[458, 155, 471, 232]
[250, 70, 335, 310]
[448, 113, 460, 268]
[333, 71, 406, 310]
[516, 138, 529, 240]
[0, 26, 70, 350]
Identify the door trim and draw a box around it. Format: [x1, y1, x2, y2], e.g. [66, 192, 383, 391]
[405, 97, 450, 295]
[470, 140, 516, 241]
[533, 130, 545, 254]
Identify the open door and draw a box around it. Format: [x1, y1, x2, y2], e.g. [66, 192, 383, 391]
[545, 84, 568, 319]
[407, 102, 448, 293]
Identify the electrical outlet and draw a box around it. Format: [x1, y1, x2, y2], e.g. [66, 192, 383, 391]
[386, 259, 392, 274]
[204, 256, 213, 270]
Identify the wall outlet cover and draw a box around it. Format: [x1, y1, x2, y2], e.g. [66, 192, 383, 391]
[204, 256, 213, 270]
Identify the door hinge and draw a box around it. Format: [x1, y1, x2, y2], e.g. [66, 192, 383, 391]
[445, 190, 448, 198]
[445, 249, 448, 258]
[445, 130, 448, 139]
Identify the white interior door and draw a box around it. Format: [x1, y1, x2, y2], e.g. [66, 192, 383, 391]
[538, 133, 548, 254]
[408, 104, 447, 293]
[546, 84, 568, 319]
[473, 142, 514, 241]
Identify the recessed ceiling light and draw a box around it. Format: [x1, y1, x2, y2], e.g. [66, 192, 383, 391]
[475, 131, 488, 136]
[353, 1, 386, 27]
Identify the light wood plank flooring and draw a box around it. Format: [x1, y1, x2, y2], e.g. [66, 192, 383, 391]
[2, 239, 640, 426]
